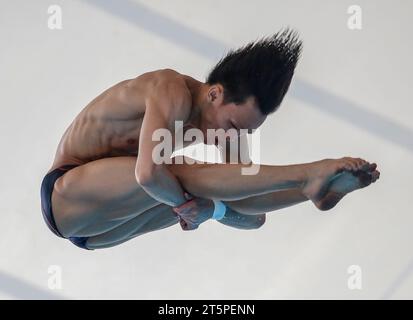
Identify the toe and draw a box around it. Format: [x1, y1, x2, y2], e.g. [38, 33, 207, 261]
[369, 163, 377, 171]
[343, 158, 356, 171]
[370, 170, 380, 182]
[357, 170, 373, 187]
[356, 158, 365, 170]
[360, 162, 371, 171]
[349, 159, 358, 171]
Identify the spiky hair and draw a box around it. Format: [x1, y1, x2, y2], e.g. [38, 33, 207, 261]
[206, 28, 302, 115]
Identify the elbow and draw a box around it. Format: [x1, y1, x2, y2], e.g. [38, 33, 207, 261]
[135, 165, 157, 187]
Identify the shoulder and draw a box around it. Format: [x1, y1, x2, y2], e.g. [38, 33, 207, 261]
[127, 68, 192, 103]
[145, 69, 193, 120]
[151, 69, 191, 105]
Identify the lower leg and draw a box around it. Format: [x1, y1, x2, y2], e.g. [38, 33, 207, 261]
[224, 162, 380, 215]
[170, 157, 376, 207]
[54, 156, 310, 238]
[168, 158, 310, 201]
[54, 155, 376, 241]
[85, 163, 381, 249]
[224, 188, 308, 215]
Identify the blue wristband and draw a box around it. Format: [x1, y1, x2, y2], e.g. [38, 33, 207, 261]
[212, 200, 226, 220]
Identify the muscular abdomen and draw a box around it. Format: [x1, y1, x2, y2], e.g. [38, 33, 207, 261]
[51, 78, 148, 170]
[49, 69, 187, 172]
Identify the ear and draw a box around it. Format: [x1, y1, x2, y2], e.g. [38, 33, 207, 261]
[208, 84, 224, 104]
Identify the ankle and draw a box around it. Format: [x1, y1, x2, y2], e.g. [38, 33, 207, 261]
[299, 163, 313, 191]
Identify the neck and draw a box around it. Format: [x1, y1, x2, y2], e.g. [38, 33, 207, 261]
[185, 78, 208, 129]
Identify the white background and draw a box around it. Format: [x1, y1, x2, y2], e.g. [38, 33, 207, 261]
[0, 0, 412, 299]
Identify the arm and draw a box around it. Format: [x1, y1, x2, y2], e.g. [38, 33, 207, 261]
[135, 81, 192, 207]
[172, 196, 266, 230]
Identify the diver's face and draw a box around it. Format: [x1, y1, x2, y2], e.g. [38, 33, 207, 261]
[201, 84, 266, 144]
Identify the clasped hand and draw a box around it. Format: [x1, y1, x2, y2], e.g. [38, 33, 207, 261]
[172, 193, 214, 230]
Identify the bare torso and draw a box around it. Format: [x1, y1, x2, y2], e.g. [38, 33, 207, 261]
[49, 68, 197, 173]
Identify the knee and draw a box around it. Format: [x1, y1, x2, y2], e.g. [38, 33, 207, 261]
[53, 171, 78, 197]
[51, 186, 83, 238]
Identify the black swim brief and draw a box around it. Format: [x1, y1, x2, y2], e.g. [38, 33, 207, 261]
[40, 165, 92, 250]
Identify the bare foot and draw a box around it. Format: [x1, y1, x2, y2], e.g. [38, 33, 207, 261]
[302, 157, 379, 210]
[315, 163, 380, 211]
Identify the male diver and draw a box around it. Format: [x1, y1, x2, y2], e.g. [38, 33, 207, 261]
[40, 29, 380, 250]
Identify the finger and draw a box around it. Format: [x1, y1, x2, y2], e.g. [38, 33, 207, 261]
[174, 207, 188, 215]
[185, 223, 199, 231]
[173, 208, 184, 216]
[173, 204, 192, 215]
[180, 219, 189, 230]
[175, 199, 196, 211]
[183, 222, 197, 231]
[178, 206, 197, 217]
[184, 192, 194, 200]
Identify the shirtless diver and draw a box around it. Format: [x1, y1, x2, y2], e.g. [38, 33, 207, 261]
[40, 30, 380, 250]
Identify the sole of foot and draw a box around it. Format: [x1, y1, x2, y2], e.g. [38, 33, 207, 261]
[315, 163, 380, 211]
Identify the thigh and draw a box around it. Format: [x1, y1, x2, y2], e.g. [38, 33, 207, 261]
[86, 203, 179, 249]
[52, 156, 161, 238]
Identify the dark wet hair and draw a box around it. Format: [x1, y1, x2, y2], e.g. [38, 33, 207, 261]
[206, 28, 302, 115]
